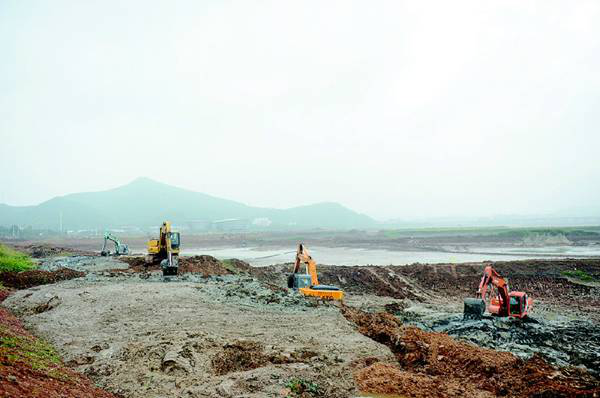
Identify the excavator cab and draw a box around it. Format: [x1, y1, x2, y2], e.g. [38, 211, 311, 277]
[169, 232, 180, 249]
[508, 292, 530, 318]
[288, 274, 311, 289]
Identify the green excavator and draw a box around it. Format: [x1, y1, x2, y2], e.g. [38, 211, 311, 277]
[100, 232, 130, 256]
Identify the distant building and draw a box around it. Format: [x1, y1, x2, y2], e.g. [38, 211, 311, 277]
[187, 220, 212, 232]
[211, 218, 248, 231]
[252, 217, 272, 227]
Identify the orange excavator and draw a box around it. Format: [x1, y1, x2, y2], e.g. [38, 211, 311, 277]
[464, 265, 533, 319]
[287, 243, 344, 301]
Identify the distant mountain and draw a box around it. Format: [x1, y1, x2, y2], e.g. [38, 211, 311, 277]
[0, 178, 375, 230]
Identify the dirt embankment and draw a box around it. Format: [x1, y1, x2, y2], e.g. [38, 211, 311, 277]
[342, 306, 600, 398]
[0, 293, 118, 398]
[7, 243, 96, 258]
[255, 259, 600, 314]
[0, 268, 85, 289]
[120, 255, 251, 276]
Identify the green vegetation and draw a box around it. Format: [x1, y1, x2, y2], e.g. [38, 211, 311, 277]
[285, 378, 321, 397]
[0, 243, 35, 272]
[0, 327, 69, 380]
[497, 228, 599, 238]
[220, 259, 240, 274]
[562, 270, 595, 282]
[1, 334, 60, 369]
[380, 226, 600, 239]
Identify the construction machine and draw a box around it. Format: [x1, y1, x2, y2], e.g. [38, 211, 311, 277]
[146, 221, 181, 276]
[100, 232, 129, 256]
[464, 265, 533, 319]
[287, 243, 344, 300]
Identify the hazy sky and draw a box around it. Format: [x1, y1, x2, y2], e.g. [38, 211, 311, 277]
[1, 1, 599, 220]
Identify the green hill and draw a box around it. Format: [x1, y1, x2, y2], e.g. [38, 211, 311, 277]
[0, 178, 375, 230]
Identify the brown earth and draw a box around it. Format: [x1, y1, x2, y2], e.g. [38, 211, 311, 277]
[7, 243, 95, 258]
[343, 306, 600, 398]
[120, 255, 251, 276]
[0, 268, 85, 289]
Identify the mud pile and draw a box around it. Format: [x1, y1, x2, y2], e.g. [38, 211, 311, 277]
[9, 243, 94, 258]
[255, 259, 600, 307]
[252, 264, 421, 300]
[121, 255, 251, 277]
[211, 340, 270, 375]
[319, 265, 420, 299]
[0, 268, 85, 289]
[398, 259, 600, 301]
[342, 307, 600, 398]
[199, 275, 330, 310]
[421, 314, 600, 375]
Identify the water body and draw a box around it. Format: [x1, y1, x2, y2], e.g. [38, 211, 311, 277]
[183, 245, 600, 267]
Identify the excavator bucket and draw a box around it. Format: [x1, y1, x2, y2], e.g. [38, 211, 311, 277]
[463, 298, 485, 320]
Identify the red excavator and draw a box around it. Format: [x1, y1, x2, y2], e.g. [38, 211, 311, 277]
[464, 265, 533, 319]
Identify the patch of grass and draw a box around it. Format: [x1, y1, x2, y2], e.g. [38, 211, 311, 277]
[0, 244, 35, 272]
[562, 270, 595, 282]
[220, 259, 249, 274]
[285, 378, 321, 397]
[0, 328, 62, 374]
[220, 259, 238, 273]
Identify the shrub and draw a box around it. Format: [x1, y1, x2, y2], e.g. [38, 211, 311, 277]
[562, 270, 595, 282]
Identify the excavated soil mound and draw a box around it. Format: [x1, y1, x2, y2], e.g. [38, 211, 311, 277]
[256, 259, 600, 308]
[121, 255, 251, 277]
[9, 244, 94, 258]
[252, 264, 420, 299]
[180, 255, 232, 275]
[211, 340, 270, 375]
[0, 293, 117, 398]
[342, 307, 600, 398]
[355, 362, 480, 398]
[0, 268, 85, 289]
[319, 265, 420, 299]
[398, 259, 600, 300]
[211, 340, 321, 376]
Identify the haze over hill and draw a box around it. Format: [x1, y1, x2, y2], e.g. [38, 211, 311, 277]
[0, 178, 375, 231]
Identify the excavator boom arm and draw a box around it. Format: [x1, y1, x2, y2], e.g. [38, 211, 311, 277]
[294, 244, 319, 286]
[477, 266, 510, 316]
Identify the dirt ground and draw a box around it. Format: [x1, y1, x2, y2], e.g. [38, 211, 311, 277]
[0, 291, 118, 398]
[4, 265, 392, 397]
[2, 245, 600, 397]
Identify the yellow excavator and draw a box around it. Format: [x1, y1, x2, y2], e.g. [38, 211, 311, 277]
[146, 221, 181, 276]
[287, 243, 344, 300]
